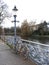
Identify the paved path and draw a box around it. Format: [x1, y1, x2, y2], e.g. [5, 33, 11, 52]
[0, 40, 37, 65]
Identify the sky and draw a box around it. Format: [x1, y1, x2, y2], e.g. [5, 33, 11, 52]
[1, 0, 49, 28]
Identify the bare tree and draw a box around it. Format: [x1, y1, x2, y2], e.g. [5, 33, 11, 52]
[0, 0, 11, 24]
[21, 20, 30, 39]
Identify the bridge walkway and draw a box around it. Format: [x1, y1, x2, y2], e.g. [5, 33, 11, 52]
[0, 40, 36, 65]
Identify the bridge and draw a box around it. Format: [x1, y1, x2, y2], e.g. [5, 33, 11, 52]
[1, 35, 49, 65]
[0, 38, 36, 65]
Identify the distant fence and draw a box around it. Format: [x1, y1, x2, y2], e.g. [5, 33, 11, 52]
[1, 35, 49, 65]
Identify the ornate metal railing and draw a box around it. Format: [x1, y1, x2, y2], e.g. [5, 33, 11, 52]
[1, 36, 49, 65]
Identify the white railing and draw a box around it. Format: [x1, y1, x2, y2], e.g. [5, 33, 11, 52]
[1, 35, 49, 65]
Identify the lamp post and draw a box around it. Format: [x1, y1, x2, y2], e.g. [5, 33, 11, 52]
[12, 6, 19, 50]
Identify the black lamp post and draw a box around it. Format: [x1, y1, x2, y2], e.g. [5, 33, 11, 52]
[12, 6, 19, 50]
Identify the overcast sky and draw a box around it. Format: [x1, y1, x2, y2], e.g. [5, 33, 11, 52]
[2, 0, 49, 28]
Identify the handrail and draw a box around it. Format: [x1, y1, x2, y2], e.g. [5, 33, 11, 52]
[21, 39, 49, 47]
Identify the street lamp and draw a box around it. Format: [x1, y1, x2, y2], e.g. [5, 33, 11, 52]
[12, 6, 19, 50]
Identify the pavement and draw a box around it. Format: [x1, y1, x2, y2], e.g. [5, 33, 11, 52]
[0, 40, 37, 65]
